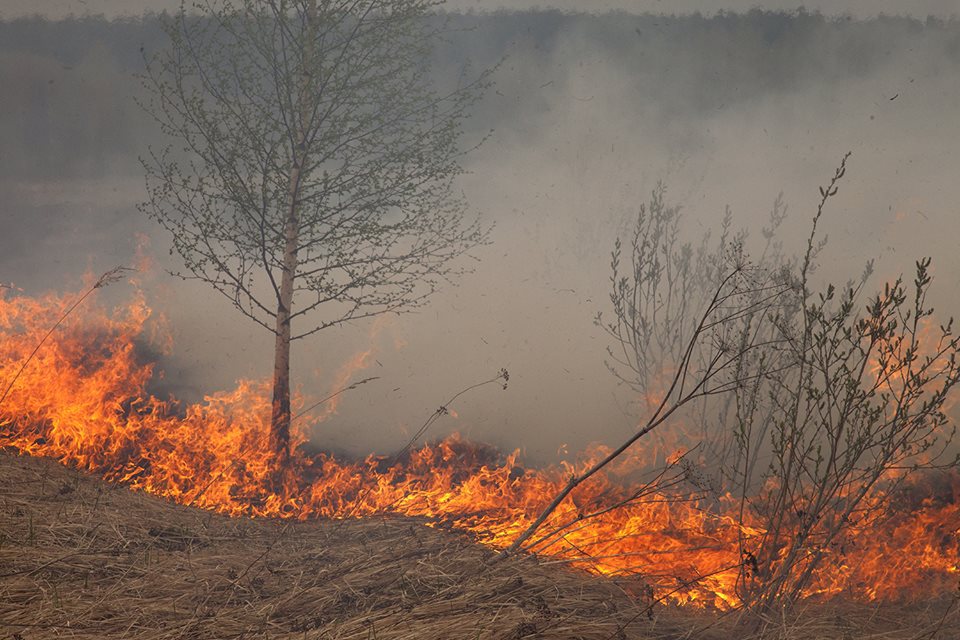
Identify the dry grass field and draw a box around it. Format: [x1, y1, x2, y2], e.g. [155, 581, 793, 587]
[0, 450, 956, 640]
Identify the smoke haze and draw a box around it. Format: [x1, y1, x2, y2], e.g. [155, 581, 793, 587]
[3, 1, 959, 19]
[2, 9, 959, 463]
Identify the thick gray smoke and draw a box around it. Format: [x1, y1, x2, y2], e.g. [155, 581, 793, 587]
[2, 9, 959, 464]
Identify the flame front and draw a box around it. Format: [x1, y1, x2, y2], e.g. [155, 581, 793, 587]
[0, 286, 957, 609]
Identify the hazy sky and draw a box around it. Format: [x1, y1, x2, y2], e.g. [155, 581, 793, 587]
[4, 0, 959, 19]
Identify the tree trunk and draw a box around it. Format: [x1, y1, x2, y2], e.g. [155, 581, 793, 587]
[268, 0, 316, 475]
[270, 120, 307, 468]
[269, 213, 298, 467]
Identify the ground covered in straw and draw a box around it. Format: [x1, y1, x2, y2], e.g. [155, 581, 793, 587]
[1, 450, 956, 639]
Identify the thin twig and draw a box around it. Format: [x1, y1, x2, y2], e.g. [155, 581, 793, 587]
[340, 368, 509, 521]
[291, 375, 379, 421]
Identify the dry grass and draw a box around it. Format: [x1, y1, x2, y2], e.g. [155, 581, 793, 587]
[0, 449, 956, 639]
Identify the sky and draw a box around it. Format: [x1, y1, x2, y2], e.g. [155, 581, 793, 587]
[3, 0, 959, 19]
[2, 3, 959, 464]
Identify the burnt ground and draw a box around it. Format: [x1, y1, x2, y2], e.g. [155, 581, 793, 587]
[0, 450, 956, 640]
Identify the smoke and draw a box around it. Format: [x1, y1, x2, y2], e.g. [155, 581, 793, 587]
[2, 10, 959, 464]
[3, 2, 959, 20]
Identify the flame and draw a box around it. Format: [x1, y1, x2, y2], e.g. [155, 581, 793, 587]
[313, 317, 388, 423]
[0, 285, 957, 610]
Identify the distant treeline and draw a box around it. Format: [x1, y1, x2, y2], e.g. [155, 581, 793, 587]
[2, 9, 958, 180]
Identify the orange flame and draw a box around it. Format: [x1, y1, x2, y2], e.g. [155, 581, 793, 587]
[0, 285, 957, 609]
[312, 316, 388, 423]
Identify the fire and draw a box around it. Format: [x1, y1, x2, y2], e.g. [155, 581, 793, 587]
[0, 284, 957, 610]
[312, 316, 387, 424]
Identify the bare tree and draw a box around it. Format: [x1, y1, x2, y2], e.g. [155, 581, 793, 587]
[728, 157, 960, 610]
[139, 0, 490, 469]
[519, 156, 960, 616]
[503, 195, 791, 554]
[503, 156, 959, 618]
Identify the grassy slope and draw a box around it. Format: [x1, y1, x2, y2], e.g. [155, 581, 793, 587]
[0, 450, 956, 639]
